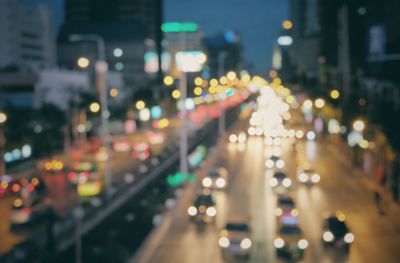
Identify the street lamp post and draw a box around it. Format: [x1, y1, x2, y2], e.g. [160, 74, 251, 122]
[69, 34, 112, 196]
[0, 112, 7, 176]
[68, 34, 111, 263]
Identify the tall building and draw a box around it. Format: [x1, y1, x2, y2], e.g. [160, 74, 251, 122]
[0, 0, 55, 71]
[289, 0, 320, 78]
[58, 0, 163, 89]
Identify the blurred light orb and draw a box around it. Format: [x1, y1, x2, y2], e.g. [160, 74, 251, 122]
[77, 57, 90, 68]
[89, 102, 100, 113]
[0, 112, 7, 123]
[136, 100, 146, 110]
[314, 98, 325, 109]
[330, 89, 340, 99]
[163, 75, 174, 86]
[353, 119, 365, 132]
[113, 48, 123, 57]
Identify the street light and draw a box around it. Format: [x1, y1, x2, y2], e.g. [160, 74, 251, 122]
[89, 102, 100, 113]
[330, 89, 340, 99]
[77, 57, 90, 69]
[0, 111, 7, 176]
[353, 119, 365, 132]
[314, 98, 325, 109]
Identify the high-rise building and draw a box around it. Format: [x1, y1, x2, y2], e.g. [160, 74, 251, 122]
[0, 0, 55, 71]
[289, 0, 320, 78]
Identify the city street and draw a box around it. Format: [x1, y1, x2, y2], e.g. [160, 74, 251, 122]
[134, 115, 400, 263]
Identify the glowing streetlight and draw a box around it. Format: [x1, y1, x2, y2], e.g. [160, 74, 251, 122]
[0, 112, 7, 124]
[353, 119, 365, 132]
[227, 71, 237, 81]
[163, 75, 174, 86]
[194, 77, 203, 86]
[109, 88, 118, 97]
[172, 89, 181, 99]
[136, 100, 146, 110]
[77, 57, 90, 68]
[282, 20, 293, 30]
[89, 102, 100, 113]
[314, 98, 325, 109]
[194, 87, 203, 96]
[330, 89, 340, 99]
[302, 99, 313, 110]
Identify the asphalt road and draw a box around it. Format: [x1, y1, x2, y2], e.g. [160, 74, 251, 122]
[136, 115, 400, 263]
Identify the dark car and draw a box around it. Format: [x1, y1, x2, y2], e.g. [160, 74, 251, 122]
[187, 193, 217, 223]
[322, 213, 355, 252]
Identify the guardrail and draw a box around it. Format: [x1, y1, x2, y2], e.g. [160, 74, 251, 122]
[1, 104, 241, 263]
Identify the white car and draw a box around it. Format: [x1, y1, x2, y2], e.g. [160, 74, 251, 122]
[219, 217, 252, 257]
[202, 168, 228, 190]
[269, 172, 292, 193]
[265, 156, 285, 169]
[297, 168, 320, 184]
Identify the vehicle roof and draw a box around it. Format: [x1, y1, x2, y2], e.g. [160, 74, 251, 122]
[279, 224, 302, 235]
[327, 217, 348, 236]
[273, 172, 287, 179]
[194, 194, 214, 206]
[278, 196, 295, 205]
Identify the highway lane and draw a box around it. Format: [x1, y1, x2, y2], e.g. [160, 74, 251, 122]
[137, 115, 400, 263]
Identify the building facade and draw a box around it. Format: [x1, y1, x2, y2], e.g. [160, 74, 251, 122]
[0, 0, 55, 71]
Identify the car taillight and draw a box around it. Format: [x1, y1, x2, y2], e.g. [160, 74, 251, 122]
[21, 208, 31, 215]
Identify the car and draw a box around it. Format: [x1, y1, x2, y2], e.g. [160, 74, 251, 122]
[274, 224, 308, 259]
[275, 195, 299, 218]
[10, 197, 49, 225]
[265, 156, 285, 169]
[187, 192, 217, 223]
[297, 167, 320, 184]
[202, 168, 228, 190]
[269, 171, 292, 193]
[322, 212, 355, 251]
[219, 217, 252, 257]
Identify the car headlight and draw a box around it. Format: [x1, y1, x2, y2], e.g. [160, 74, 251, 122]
[323, 231, 334, 242]
[240, 238, 252, 249]
[311, 173, 320, 183]
[206, 206, 217, 217]
[275, 208, 283, 216]
[265, 159, 275, 168]
[282, 178, 292, 188]
[344, 233, 355, 244]
[276, 160, 285, 168]
[274, 238, 285, 248]
[298, 173, 308, 182]
[202, 177, 212, 188]
[219, 237, 230, 248]
[269, 178, 278, 187]
[229, 134, 238, 143]
[187, 206, 197, 216]
[298, 239, 308, 249]
[216, 178, 226, 188]
[290, 208, 299, 217]
[238, 132, 247, 143]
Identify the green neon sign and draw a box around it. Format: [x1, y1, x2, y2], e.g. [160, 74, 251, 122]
[162, 22, 198, 33]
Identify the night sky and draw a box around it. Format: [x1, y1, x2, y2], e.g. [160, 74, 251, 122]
[32, 0, 288, 74]
[165, 0, 288, 74]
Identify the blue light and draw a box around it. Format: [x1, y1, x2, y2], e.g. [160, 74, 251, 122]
[150, 106, 162, 119]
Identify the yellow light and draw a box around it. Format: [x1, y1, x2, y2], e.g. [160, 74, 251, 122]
[172, 89, 181, 99]
[109, 88, 119, 97]
[158, 118, 170, 128]
[273, 77, 282, 85]
[89, 102, 100, 113]
[353, 119, 365, 132]
[314, 98, 325, 109]
[227, 71, 237, 81]
[198, 53, 207, 64]
[14, 198, 22, 207]
[31, 177, 39, 186]
[208, 86, 217, 94]
[210, 78, 218, 87]
[163, 75, 174, 86]
[194, 87, 203, 96]
[194, 77, 203, 86]
[282, 20, 293, 30]
[77, 57, 90, 68]
[219, 76, 228, 85]
[330, 89, 340, 99]
[0, 112, 7, 124]
[241, 74, 251, 83]
[285, 95, 295, 104]
[269, 70, 278, 78]
[136, 100, 146, 110]
[303, 99, 313, 110]
[359, 139, 370, 149]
